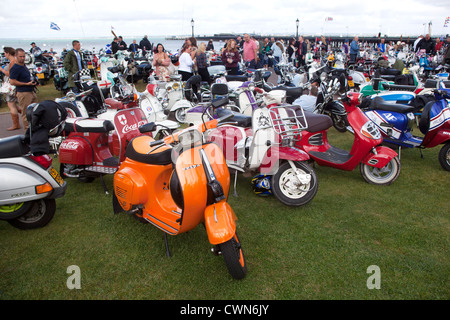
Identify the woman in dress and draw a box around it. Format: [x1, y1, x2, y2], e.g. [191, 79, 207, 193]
[0, 47, 21, 130]
[152, 43, 171, 81]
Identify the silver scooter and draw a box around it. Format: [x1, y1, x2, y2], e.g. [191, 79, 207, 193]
[0, 101, 68, 229]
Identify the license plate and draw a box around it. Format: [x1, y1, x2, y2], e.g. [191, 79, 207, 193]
[348, 80, 354, 87]
[49, 167, 64, 186]
[88, 65, 94, 69]
[37, 73, 45, 79]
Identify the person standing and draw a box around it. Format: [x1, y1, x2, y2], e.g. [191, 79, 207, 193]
[196, 43, 211, 84]
[117, 36, 127, 51]
[243, 34, 258, 69]
[178, 43, 196, 81]
[8, 48, 37, 131]
[377, 38, 387, 53]
[139, 35, 152, 54]
[221, 39, 240, 75]
[0, 47, 21, 130]
[417, 34, 435, 55]
[350, 36, 360, 63]
[63, 40, 85, 93]
[128, 40, 140, 58]
[296, 36, 307, 67]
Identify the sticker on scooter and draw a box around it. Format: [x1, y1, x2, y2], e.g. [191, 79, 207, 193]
[118, 114, 127, 126]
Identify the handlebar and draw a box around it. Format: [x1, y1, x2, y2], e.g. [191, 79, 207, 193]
[149, 111, 235, 148]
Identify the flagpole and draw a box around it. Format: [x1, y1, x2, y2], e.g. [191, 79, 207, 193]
[73, 0, 86, 38]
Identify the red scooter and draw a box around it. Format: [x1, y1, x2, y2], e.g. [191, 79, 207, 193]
[58, 107, 148, 190]
[294, 92, 401, 185]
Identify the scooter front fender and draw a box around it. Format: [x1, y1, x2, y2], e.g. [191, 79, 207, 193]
[362, 146, 398, 168]
[260, 146, 310, 175]
[204, 201, 237, 245]
[170, 99, 192, 112]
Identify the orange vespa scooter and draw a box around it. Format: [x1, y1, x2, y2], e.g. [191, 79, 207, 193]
[112, 98, 247, 279]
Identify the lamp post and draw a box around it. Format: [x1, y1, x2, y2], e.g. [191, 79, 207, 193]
[296, 18, 299, 38]
[191, 18, 194, 37]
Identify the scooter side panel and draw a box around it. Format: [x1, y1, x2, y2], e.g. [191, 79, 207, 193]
[259, 146, 309, 175]
[0, 163, 48, 205]
[59, 136, 94, 165]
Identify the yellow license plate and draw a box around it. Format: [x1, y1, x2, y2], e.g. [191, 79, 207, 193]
[348, 80, 354, 87]
[88, 65, 94, 69]
[49, 167, 64, 186]
[37, 73, 45, 79]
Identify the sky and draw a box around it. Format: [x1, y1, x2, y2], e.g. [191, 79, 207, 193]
[0, 0, 449, 40]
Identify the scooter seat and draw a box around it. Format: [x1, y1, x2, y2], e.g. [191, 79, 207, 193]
[125, 135, 173, 165]
[302, 111, 333, 133]
[215, 108, 252, 128]
[369, 96, 415, 113]
[0, 135, 30, 158]
[272, 86, 304, 97]
[225, 75, 249, 82]
[64, 118, 115, 133]
[381, 83, 416, 92]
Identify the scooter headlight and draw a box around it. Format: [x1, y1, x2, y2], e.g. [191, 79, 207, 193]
[172, 82, 180, 90]
[361, 121, 381, 140]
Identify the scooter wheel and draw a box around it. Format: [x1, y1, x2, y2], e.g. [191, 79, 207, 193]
[360, 156, 401, 185]
[7, 199, 56, 230]
[174, 108, 188, 123]
[331, 114, 349, 133]
[438, 142, 450, 171]
[272, 162, 318, 207]
[219, 233, 247, 280]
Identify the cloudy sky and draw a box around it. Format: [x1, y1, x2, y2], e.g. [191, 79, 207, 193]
[0, 0, 449, 39]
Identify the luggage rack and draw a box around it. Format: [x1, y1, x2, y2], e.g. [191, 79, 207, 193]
[268, 105, 308, 141]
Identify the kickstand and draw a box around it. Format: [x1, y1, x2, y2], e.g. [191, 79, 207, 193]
[100, 174, 109, 194]
[419, 148, 424, 159]
[164, 233, 171, 257]
[233, 171, 239, 197]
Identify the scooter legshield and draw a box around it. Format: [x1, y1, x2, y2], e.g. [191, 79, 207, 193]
[361, 146, 398, 168]
[204, 201, 237, 245]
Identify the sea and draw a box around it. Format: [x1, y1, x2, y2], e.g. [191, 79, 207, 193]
[0, 37, 226, 55]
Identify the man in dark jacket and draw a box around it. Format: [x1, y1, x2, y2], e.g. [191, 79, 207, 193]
[139, 35, 152, 53]
[295, 36, 308, 67]
[417, 34, 435, 55]
[63, 40, 85, 92]
[442, 35, 450, 65]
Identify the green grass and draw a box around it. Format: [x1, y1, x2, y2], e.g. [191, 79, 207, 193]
[0, 82, 449, 300]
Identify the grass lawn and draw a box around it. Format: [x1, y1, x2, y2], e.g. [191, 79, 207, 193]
[0, 80, 448, 300]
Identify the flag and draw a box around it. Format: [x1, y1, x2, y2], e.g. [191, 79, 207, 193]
[325, 17, 333, 21]
[50, 22, 60, 31]
[111, 26, 115, 30]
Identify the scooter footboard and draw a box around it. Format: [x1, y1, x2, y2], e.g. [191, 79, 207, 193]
[204, 201, 237, 245]
[362, 146, 398, 168]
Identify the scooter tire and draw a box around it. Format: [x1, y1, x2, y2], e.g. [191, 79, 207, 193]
[174, 108, 188, 124]
[360, 156, 401, 185]
[331, 114, 349, 133]
[438, 142, 450, 171]
[272, 161, 318, 207]
[7, 199, 56, 230]
[219, 233, 247, 280]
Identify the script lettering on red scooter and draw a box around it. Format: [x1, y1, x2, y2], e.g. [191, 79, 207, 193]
[60, 141, 79, 150]
[121, 120, 147, 134]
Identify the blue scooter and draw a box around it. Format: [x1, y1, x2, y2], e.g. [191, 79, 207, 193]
[360, 88, 450, 170]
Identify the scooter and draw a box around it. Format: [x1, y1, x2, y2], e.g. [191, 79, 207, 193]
[205, 94, 318, 206]
[294, 92, 401, 185]
[58, 107, 148, 189]
[0, 101, 68, 229]
[362, 89, 450, 171]
[112, 99, 247, 280]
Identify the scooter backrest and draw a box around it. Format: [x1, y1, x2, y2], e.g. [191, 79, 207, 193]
[211, 83, 229, 99]
[419, 101, 433, 135]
